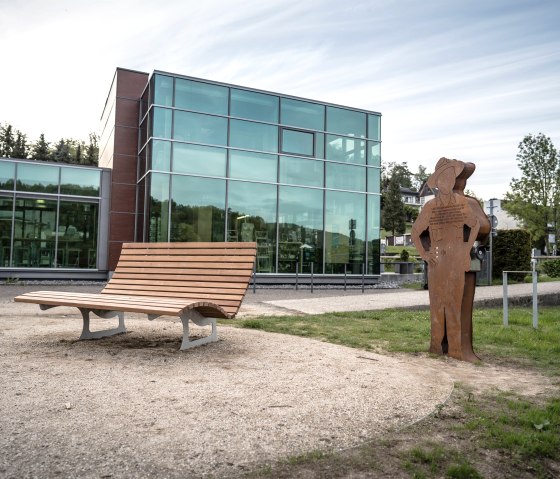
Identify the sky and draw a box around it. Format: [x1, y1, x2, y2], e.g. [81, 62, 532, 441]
[1, 0, 559, 201]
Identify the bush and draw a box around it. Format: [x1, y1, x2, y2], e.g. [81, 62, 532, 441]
[492, 229, 531, 280]
[542, 259, 560, 278]
[400, 249, 410, 261]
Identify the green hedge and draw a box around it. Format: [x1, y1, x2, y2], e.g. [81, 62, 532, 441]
[542, 259, 560, 278]
[492, 229, 531, 280]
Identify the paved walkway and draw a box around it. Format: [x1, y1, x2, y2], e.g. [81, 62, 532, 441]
[239, 281, 560, 316]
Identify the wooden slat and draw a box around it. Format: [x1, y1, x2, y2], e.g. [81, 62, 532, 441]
[116, 260, 254, 269]
[119, 255, 254, 263]
[109, 278, 247, 290]
[120, 248, 257, 256]
[111, 273, 251, 283]
[113, 267, 252, 277]
[103, 283, 245, 297]
[101, 288, 243, 304]
[122, 241, 256, 249]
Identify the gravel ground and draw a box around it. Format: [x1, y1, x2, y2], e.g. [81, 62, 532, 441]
[0, 284, 555, 478]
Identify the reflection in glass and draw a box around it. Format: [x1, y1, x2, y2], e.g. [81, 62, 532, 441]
[315, 132, 325, 159]
[368, 114, 381, 141]
[17, 163, 59, 193]
[0, 160, 15, 190]
[13, 198, 58, 267]
[326, 106, 366, 138]
[173, 143, 226, 177]
[229, 119, 278, 153]
[170, 176, 226, 242]
[278, 186, 323, 273]
[60, 168, 101, 196]
[326, 135, 366, 164]
[368, 194, 381, 274]
[175, 78, 228, 115]
[151, 140, 171, 171]
[57, 202, 99, 268]
[231, 89, 279, 123]
[227, 181, 277, 273]
[281, 129, 314, 156]
[173, 111, 227, 146]
[229, 150, 277, 182]
[0, 196, 13, 266]
[280, 98, 324, 130]
[154, 74, 173, 107]
[368, 141, 381, 167]
[367, 167, 381, 193]
[326, 163, 366, 192]
[279, 156, 323, 187]
[152, 107, 172, 139]
[148, 173, 170, 242]
[324, 191, 366, 274]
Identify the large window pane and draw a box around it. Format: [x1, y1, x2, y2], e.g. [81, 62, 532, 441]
[228, 181, 277, 273]
[229, 151, 277, 182]
[170, 176, 226, 242]
[229, 119, 278, 153]
[281, 129, 314, 156]
[0, 160, 15, 190]
[60, 168, 101, 196]
[367, 167, 381, 193]
[368, 141, 381, 167]
[152, 107, 172, 139]
[173, 111, 227, 146]
[175, 79, 228, 115]
[326, 106, 366, 138]
[57, 202, 99, 268]
[173, 143, 226, 177]
[13, 198, 57, 267]
[231, 89, 278, 123]
[148, 173, 170, 242]
[326, 163, 366, 192]
[17, 163, 59, 193]
[368, 114, 381, 141]
[279, 156, 323, 187]
[368, 194, 381, 274]
[280, 98, 324, 130]
[325, 191, 365, 274]
[278, 186, 323, 274]
[151, 140, 171, 171]
[0, 196, 13, 267]
[326, 135, 366, 164]
[154, 74, 173, 107]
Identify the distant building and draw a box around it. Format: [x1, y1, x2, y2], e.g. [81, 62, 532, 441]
[484, 199, 521, 230]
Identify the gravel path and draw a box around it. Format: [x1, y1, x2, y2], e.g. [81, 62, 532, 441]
[1, 284, 556, 478]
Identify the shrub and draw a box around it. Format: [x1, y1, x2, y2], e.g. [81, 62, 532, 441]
[542, 259, 560, 278]
[400, 249, 410, 261]
[492, 229, 531, 280]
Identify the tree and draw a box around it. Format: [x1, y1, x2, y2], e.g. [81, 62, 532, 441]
[413, 164, 430, 191]
[382, 174, 406, 236]
[52, 138, 72, 163]
[503, 133, 560, 253]
[84, 132, 99, 166]
[383, 162, 413, 190]
[31, 133, 51, 161]
[11, 130, 28, 159]
[0, 123, 15, 157]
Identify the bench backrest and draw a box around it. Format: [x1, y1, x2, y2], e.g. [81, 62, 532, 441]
[102, 242, 257, 318]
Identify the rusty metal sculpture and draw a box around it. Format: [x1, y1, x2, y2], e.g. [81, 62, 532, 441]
[412, 158, 490, 362]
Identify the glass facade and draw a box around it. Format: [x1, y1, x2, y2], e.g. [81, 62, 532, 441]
[0, 159, 103, 269]
[139, 71, 381, 275]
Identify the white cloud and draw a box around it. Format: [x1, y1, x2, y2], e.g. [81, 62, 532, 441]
[1, 0, 559, 200]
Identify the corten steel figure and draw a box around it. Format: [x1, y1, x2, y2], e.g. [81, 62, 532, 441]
[412, 158, 490, 362]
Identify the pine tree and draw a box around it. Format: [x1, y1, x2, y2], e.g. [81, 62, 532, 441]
[75, 143, 82, 164]
[84, 132, 99, 165]
[52, 139, 71, 163]
[31, 133, 51, 161]
[11, 130, 28, 159]
[0, 123, 15, 157]
[382, 175, 407, 237]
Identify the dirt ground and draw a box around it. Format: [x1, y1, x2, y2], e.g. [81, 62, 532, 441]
[0, 285, 557, 478]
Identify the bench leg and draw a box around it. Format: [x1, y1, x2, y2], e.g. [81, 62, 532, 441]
[179, 310, 218, 350]
[79, 308, 126, 340]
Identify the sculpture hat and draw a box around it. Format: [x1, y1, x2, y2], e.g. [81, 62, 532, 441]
[427, 157, 464, 189]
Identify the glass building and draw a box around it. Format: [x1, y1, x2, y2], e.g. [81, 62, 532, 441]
[0, 158, 109, 277]
[133, 70, 382, 278]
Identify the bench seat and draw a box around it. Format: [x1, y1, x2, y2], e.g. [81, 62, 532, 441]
[14, 242, 256, 350]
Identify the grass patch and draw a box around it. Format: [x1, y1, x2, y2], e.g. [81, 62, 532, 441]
[225, 307, 560, 375]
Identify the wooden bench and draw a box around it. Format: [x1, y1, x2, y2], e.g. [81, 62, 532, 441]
[14, 242, 257, 350]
